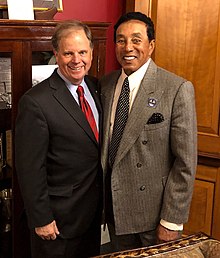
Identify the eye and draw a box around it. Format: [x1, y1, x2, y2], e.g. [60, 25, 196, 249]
[64, 52, 72, 57]
[116, 39, 125, 45]
[79, 50, 87, 56]
[132, 38, 142, 44]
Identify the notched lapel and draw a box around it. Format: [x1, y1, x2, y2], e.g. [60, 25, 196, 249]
[85, 76, 102, 115]
[100, 71, 121, 170]
[52, 78, 97, 144]
[101, 71, 120, 137]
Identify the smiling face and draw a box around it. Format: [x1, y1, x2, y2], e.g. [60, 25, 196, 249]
[54, 29, 93, 85]
[115, 20, 155, 76]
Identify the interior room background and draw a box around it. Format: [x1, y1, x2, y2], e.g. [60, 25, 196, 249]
[54, 0, 126, 73]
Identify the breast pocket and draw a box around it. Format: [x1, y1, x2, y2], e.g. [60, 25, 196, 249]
[144, 119, 169, 131]
[142, 119, 170, 145]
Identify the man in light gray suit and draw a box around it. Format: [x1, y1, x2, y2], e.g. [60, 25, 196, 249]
[99, 12, 197, 252]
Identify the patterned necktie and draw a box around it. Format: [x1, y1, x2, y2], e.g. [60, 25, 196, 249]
[77, 85, 99, 142]
[109, 77, 130, 166]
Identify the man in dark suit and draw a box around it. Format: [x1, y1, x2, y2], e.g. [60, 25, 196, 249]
[15, 21, 102, 258]
[99, 12, 197, 252]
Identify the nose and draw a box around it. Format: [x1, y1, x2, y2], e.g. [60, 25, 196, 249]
[71, 53, 80, 63]
[124, 41, 133, 51]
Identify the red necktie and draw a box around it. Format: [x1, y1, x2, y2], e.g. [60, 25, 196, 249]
[77, 85, 99, 142]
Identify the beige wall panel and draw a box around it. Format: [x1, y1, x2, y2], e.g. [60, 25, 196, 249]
[154, 0, 220, 157]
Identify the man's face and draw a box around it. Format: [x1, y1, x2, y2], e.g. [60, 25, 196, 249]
[54, 29, 93, 85]
[115, 20, 155, 75]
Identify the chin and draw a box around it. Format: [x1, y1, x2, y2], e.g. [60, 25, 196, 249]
[70, 72, 84, 79]
[123, 66, 136, 75]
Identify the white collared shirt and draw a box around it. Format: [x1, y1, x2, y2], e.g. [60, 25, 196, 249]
[110, 58, 151, 135]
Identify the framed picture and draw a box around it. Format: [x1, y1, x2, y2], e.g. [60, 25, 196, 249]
[0, 0, 63, 11]
[0, 57, 11, 109]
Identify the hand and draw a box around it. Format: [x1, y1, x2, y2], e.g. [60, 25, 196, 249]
[35, 220, 60, 240]
[156, 224, 182, 244]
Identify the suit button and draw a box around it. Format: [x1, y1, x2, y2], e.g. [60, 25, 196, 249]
[142, 140, 148, 145]
[137, 163, 142, 168]
[140, 185, 146, 191]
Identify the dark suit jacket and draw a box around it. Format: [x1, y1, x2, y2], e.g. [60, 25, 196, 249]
[100, 60, 197, 235]
[15, 69, 103, 239]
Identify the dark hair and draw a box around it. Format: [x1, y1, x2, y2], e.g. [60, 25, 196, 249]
[52, 20, 93, 51]
[114, 12, 155, 42]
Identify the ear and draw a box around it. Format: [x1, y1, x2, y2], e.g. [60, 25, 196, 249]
[149, 39, 155, 56]
[90, 48, 93, 61]
[53, 48, 57, 56]
[53, 49, 59, 64]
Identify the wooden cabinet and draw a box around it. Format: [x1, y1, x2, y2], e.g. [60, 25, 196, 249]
[126, 0, 220, 240]
[184, 164, 217, 236]
[184, 157, 220, 240]
[0, 19, 109, 258]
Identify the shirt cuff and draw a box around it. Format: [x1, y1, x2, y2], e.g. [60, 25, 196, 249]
[160, 219, 183, 231]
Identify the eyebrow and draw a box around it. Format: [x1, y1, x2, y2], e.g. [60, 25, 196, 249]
[131, 33, 142, 38]
[116, 32, 143, 38]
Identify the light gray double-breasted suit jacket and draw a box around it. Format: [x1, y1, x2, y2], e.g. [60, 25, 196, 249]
[99, 60, 197, 235]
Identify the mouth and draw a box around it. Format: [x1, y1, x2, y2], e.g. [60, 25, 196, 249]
[68, 65, 84, 71]
[123, 56, 136, 61]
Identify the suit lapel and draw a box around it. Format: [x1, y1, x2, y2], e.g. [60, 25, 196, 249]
[49, 71, 98, 144]
[101, 71, 121, 171]
[102, 71, 121, 136]
[85, 76, 102, 113]
[114, 61, 164, 167]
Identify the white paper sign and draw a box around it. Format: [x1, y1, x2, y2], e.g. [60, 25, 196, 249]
[7, 0, 34, 20]
[32, 65, 58, 86]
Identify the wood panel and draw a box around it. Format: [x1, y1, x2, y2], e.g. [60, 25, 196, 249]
[126, 0, 151, 16]
[154, 0, 220, 158]
[184, 180, 213, 235]
[184, 165, 216, 235]
[154, 0, 220, 239]
[126, 0, 158, 33]
[212, 167, 220, 239]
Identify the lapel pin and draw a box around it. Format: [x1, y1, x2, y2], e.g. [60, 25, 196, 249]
[148, 97, 157, 107]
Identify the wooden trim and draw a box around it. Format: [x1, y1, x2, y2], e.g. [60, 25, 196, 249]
[212, 167, 220, 239]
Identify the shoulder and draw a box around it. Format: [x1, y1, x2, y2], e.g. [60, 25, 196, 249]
[85, 75, 98, 86]
[19, 71, 59, 107]
[23, 69, 61, 97]
[99, 70, 121, 94]
[98, 70, 120, 97]
[156, 69, 195, 106]
[155, 65, 194, 93]
[99, 70, 121, 84]
[148, 60, 187, 85]
[157, 66, 187, 84]
[145, 61, 195, 100]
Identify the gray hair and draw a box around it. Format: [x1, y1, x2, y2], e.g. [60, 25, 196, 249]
[52, 20, 93, 51]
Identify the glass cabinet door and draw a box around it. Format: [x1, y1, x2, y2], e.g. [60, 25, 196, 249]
[0, 41, 24, 258]
[0, 51, 12, 258]
[31, 41, 57, 86]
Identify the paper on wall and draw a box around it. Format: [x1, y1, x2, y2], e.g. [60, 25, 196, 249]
[32, 65, 58, 87]
[7, 0, 34, 20]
